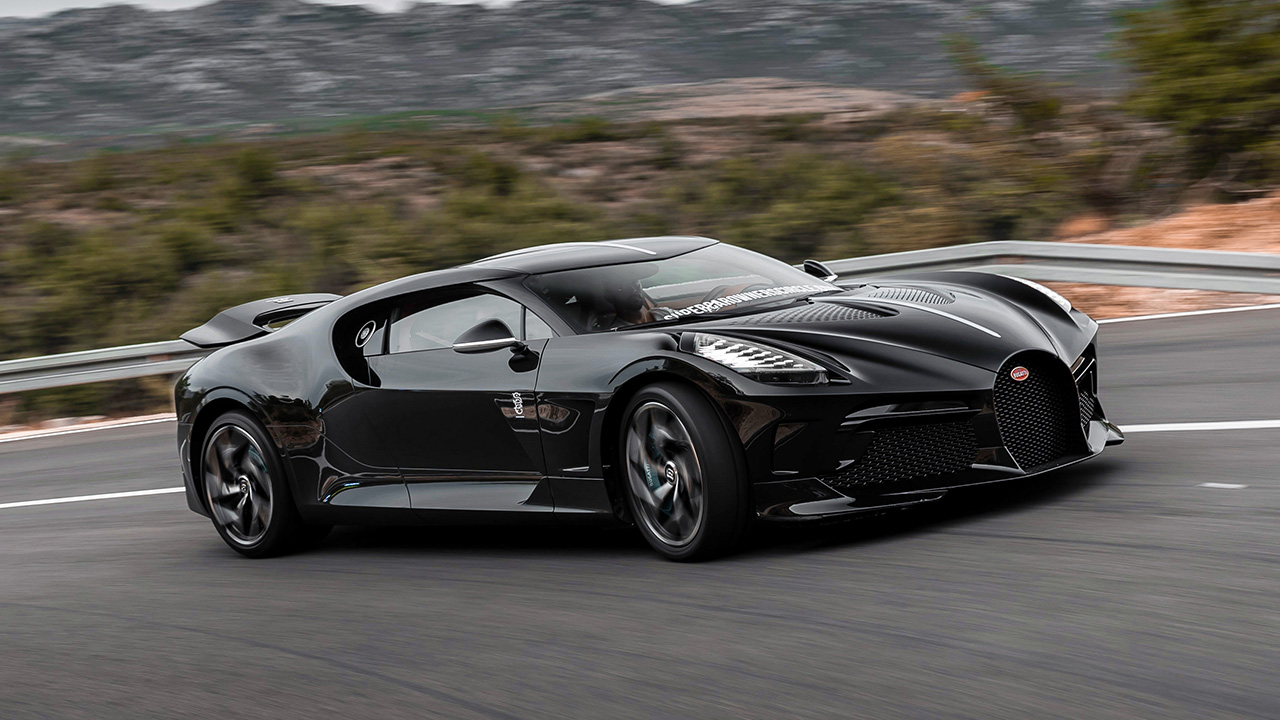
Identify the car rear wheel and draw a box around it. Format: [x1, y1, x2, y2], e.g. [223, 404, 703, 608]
[200, 410, 329, 558]
[621, 382, 748, 561]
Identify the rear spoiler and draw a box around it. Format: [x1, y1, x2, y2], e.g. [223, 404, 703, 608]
[180, 293, 341, 348]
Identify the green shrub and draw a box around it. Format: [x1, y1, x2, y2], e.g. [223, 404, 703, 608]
[494, 113, 533, 141]
[669, 153, 901, 261]
[458, 152, 522, 196]
[653, 135, 684, 169]
[947, 36, 1063, 133]
[155, 220, 219, 272]
[229, 147, 279, 199]
[1118, 0, 1280, 177]
[759, 114, 822, 142]
[93, 194, 130, 211]
[0, 165, 20, 203]
[74, 153, 116, 193]
[544, 117, 622, 143]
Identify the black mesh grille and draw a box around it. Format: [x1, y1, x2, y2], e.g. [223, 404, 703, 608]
[824, 420, 976, 492]
[864, 287, 954, 305]
[1078, 386, 1097, 430]
[1074, 350, 1099, 431]
[724, 303, 887, 325]
[994, 354, 1084, 470]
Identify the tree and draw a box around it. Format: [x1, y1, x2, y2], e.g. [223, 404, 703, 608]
[946, 36, 1063, 133]
[1117, 0, 1280, 176]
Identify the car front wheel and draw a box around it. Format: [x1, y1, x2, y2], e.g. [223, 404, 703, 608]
[620, 382, 748, 561]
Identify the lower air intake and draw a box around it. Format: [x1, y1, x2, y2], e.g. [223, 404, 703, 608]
[824, 420, 976, 492]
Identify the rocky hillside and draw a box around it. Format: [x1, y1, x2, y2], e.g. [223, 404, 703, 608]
[1, 0, 1154, 138]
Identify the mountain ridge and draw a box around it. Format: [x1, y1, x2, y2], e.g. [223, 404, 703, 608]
[0, 0, 1155, 137]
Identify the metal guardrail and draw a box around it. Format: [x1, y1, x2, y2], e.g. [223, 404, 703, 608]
[827, 241, 1280, 295]
[3, 240, 1279, 394]
[0, 340, 209, 394]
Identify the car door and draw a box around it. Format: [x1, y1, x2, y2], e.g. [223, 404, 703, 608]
[365, 288, 556, 514]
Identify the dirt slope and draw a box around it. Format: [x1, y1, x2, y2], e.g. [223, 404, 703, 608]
[1045, 194, 1280, 319]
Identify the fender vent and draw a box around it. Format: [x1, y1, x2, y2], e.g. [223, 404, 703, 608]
[863, 287, 954, 305]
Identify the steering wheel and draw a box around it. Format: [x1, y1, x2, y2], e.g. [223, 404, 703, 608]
[698, 284, 731, 303]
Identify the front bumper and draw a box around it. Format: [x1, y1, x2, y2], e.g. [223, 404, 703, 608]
[750, 346, 1122, 521]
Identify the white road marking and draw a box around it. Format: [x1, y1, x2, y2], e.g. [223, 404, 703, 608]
[1200, 482, 1248, 489]
[1099, 303, 1280, 324]
[1121, 419, 1280, 433]
[0, 487, 185, 510]
[0, 415, 176, 444]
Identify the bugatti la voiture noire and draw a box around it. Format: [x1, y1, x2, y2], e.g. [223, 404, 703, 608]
[175, 236, 1123, 560]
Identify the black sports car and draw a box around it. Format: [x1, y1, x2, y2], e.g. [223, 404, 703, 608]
[175, 236, 1123, 560]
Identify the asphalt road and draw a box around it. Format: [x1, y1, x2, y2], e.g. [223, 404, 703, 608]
[2, 310, 1279, 719]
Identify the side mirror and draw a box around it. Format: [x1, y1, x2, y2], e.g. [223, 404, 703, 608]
[803, 259, 839, 283]
[453, 318, 526, 354]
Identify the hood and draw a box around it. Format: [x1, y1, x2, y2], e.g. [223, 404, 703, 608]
[678, 280, 1081, 377]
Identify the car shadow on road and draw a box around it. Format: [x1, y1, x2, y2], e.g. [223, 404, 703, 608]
[319, 522, 648, 558]
[749, 456, 1127, 558]
[309, 457, 1128, 561]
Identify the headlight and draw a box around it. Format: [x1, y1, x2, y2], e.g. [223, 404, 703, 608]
[1001, 275, 1072, 313]
[689, 333, 827, 384]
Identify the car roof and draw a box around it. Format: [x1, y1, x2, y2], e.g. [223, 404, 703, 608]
[468, 236, 718, 274]
[320, 237, 720, 316]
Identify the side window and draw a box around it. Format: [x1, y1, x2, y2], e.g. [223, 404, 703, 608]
[390, 292, 524, 354]
[524, 308, 554, 341]
[333, 307, 391, 385]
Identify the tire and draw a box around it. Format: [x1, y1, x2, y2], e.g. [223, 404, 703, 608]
[199, 410, 330, 558]
[619, 382, 749, 561]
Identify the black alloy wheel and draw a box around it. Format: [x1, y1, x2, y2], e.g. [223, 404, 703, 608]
[621, 382, 749, 561]
[200, 410, 328, 558]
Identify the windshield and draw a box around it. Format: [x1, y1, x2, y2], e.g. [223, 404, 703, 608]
[523, 244, 838, 333]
